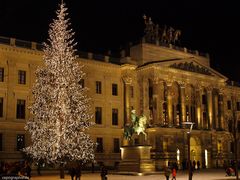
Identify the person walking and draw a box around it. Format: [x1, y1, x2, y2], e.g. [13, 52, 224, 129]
[100, 165, 108, 180]
[69, 166, 75, 180]
[164, 166, 171, 180]
[75, 164, 81, 180]
[172, 168, 177, 180]
[25, 162, 31, 179]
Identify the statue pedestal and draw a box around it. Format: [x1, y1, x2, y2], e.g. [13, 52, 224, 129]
[118, 145, 155, 173]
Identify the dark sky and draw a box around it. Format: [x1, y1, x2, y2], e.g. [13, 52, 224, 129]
[0, 0, 239, 81]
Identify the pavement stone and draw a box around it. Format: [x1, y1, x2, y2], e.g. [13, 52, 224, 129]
[26, 169, 237, 180]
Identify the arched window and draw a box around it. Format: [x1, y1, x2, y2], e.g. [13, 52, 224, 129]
[205, 149, 208, 168]
[177, 148, 180, 164]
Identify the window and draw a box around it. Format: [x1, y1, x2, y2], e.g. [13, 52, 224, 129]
[237, 102, 240, 111]
[112, 83, 118, 96]
[130, 86, 134, 98]
[96, 81, 102, 94]
[0, 133, 2, 151]
[230, 142, 234, 153]
[186, 105, 189, 121]
[16, 99, 25, 119]
[228, 119, 233, 132]
[17, 134, 25, 151]
[18, 70, 26, 84]
[227, 100, 231, 110]
[238, 121, 240, 132]
[113, 138, 120, 153]
[163, 139, 168, 152]
[95, 107, 102, 124]
[96, 137, 103, 153]
[202, 95, 206, 105]
[163, 102, 167, 123]
[0, 68, 4, 82]
[79, 79, 84, 88]
[0, 98, 3, 117]
[217, 140, 222, 153]
[112, 108, 118, 125]
[149, 86, 153, 99]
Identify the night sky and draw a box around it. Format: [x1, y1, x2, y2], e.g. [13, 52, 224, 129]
[0, 0, 239, 81]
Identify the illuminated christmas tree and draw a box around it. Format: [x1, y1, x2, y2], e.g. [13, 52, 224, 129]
[24, 2, 95, 166]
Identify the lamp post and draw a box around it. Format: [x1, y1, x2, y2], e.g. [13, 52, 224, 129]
[182, 122, 194, 180]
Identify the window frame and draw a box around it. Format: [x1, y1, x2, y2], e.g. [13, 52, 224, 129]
[18, 70, 26, 84]
[0, 97, 3, 117]
[95, 107, 102, 124]
[0, 133, 2, 151]
[112, 83, 118, 96]
[96, 81, 102, 94]
[0, 67, 4, 82]
[113, 138, 120, 153]
[112, 108, 118, 126]
[16, 134, 25, 151]
[16, 99, 26, 119]
[96, 137, 103, 153]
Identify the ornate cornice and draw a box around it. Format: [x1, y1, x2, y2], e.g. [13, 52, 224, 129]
[0, 45, 43, 56]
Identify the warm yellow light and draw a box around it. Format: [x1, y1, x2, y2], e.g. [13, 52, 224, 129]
[205, 149, 208, 167]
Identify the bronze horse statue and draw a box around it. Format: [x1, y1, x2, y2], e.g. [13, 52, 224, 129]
[123, 110, 147, 141]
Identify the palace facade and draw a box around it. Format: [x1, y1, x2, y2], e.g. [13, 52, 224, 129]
[0, 36, 240, 169]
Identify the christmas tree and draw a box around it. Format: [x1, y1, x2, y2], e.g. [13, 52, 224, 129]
[24, 2, 95, 165]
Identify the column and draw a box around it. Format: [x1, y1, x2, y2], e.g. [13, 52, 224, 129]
[207, 86, 213, 129]
[218, 90, 224, 129]
[143, 77, 149, 119]
[159, 81, 165, 125]
[122, 76, 132, 125]
[195, 86, 202, 129]
[213, 90, 219, 129]
[152, 78, 160, 125]
[179, 83, 186, 124]
[166, 81, 173, 126]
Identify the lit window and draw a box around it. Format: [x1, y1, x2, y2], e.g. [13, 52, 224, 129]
[17, 134, 25, 151]
[217, 140, 222, 153]
[177, 149, 180, 162]
[205, 149, 208, 168]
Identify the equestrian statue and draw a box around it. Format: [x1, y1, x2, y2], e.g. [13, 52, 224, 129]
[124, 110, 147, 141]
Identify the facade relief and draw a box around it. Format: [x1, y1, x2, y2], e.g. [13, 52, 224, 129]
[170, 62, 213, 76]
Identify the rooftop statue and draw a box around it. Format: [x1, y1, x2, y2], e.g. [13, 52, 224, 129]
[143, 15, 182, 45]
[124, 110, 147, 141]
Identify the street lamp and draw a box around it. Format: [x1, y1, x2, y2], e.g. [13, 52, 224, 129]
[182, 122, 194, 180]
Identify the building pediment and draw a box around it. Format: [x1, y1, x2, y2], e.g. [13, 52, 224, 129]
[169, 60, 227, 80]
[170, 61, 212, 76]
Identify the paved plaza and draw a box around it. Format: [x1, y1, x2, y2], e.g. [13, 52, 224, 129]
[28, 169, 238, 180]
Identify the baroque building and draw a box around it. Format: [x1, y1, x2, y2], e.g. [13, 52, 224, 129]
[0, 35, 240, 169]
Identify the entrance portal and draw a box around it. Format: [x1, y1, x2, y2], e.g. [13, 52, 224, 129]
[190, 137, 202, 168]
